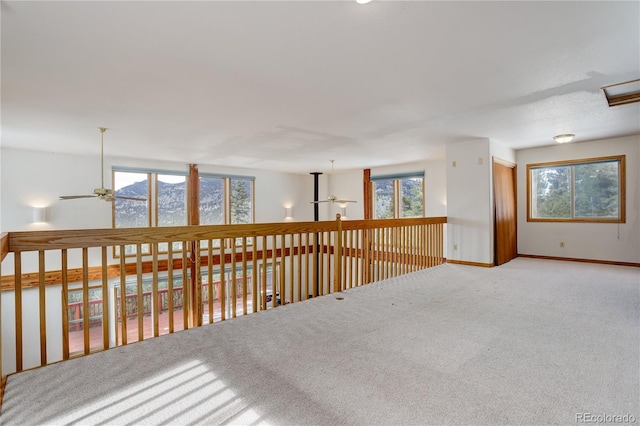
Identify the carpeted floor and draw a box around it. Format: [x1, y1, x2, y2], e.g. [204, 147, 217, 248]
[1, 258, 638, 425]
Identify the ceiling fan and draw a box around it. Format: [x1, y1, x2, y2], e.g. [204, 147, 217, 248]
[310, 160, 357, 205]
[59, 127, 146, 202]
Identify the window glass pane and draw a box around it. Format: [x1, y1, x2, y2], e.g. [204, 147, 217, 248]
[114, 171, 150, 256]
[574, 161, 619, 218]
[114, 171, 149, 228]
[374, 179, 394, 219]
[231, 179, 253, 224]
[199, 177, 224, 225]
[157, 174, 187, 226]
[399, 177, 423, 218]
[531, 166, 571, 219]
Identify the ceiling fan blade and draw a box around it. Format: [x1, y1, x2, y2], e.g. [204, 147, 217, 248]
[310, 200, 331, 204]
[60, 195, 97, 200]
[335, 200, 357, 204]
[113, 196, 147, 201]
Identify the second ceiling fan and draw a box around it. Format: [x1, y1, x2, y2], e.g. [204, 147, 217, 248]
[310, 160, 356, 205]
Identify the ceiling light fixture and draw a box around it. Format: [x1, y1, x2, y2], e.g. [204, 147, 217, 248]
[356, 0, 372, 4]
[553, 134, 575, 144]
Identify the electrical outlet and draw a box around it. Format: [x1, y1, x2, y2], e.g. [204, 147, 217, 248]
[453, 244, 458, 251]
[478, 157, 483, 165]
[452, 161, 457, 167]
[560, 242, 565, 248]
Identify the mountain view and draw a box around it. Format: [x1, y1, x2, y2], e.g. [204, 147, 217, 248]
[115, 177, 250, 227]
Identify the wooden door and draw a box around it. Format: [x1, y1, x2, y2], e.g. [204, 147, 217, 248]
[493, 160, 517, 265]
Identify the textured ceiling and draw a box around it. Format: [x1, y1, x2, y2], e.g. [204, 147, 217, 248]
[2, 0, 639, 174]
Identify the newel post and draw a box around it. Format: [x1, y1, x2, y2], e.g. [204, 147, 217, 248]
[334, 214, 343, 293]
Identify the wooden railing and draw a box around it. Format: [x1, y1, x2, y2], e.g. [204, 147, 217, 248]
[0, 216, 446, 376]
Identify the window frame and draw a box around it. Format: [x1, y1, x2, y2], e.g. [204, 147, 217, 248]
[371, 172, 425, 219]
[526, 155, 626, 223]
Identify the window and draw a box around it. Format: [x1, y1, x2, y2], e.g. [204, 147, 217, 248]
[113, 170, 152, 256]
[113, 168, 256, 255]
[113, 168, 188, 255]
[527, 155, 625, 222]
[230, 178, 254, 224]
[156, 174, 187, 227]
[198, 174, 255, 226]
[199, 176, 224, 225]
[371, 172, 424, 219]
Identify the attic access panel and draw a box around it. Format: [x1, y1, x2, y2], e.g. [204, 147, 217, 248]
[601, 78, 640, 107]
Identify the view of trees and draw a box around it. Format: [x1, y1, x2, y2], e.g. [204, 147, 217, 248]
[374, 179, 394, 219]
[531, 160, 620, 219]
[374, 177, 423, 219]
[401, 178, 423, 217]
[231, 179, 253, 224]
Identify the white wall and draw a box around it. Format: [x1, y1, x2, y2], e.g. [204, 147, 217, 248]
[517, 135, 640, 263]
[0, 144, 3, 233]
[446, 139, 493, 264]
[1, 148, 313, 232]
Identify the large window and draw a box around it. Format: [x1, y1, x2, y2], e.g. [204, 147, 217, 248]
[371, 172, 424, 219]
[527, 155, 625, 222]
[113, 168, 255, 255]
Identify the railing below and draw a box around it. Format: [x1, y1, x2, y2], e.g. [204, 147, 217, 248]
[0, 216, 446, 376]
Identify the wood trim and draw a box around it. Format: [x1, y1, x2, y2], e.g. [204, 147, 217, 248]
[447, 259, 494, 268]
[188, 164, 200, 226]
[363, 169, 372, 220]
[1, 233, 9, 262]
[492, 156, 516, 168]
[7, 221, 339, 252]
[518, 254, 640, 268]
[342, 217, 447, 231]
[0, 375, 6, 412]
[7, 218, 446, 252]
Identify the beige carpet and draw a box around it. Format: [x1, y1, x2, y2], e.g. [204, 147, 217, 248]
[1, 258, 638, 425]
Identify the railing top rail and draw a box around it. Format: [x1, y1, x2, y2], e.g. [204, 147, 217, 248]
[341, 216, 447, 231]
[6, 220, 338, 252]
[5, 216, 447, 253]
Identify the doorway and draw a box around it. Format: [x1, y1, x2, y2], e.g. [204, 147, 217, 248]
[493, 159, 517, 265]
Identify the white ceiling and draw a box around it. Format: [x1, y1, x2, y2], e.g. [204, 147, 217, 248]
[2, 0, 639, 174]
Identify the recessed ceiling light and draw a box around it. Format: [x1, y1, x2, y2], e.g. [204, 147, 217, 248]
[553, 134, 575, 144]
[356, 0, 372, 4]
